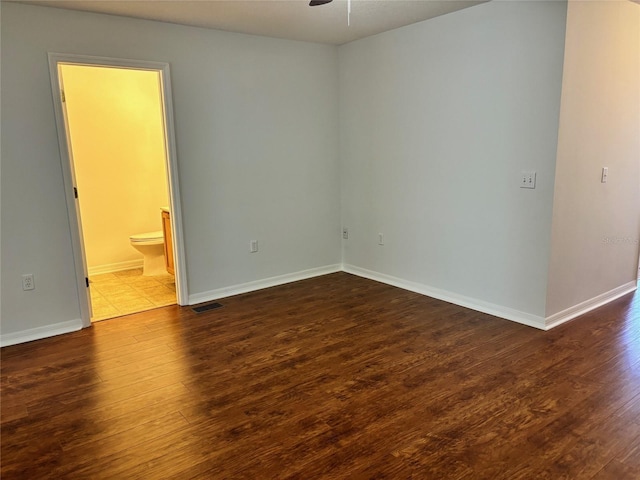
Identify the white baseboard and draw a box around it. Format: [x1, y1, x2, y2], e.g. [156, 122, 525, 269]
[188, 264, 343, 305]
[88, 259, 143, 276]
[8, 267, 631, 348]
[0, 319, 83, 348]
[545, 281, 637, 329]
[343, 264, 547, 330]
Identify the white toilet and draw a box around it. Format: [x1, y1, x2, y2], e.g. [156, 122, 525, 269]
[129, 231, 165, 276]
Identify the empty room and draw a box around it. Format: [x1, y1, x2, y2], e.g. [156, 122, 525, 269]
[1, 0, 639, 478]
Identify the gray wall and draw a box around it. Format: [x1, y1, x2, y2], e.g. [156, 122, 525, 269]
[1, 3, 341, 337]
[3, 0, 636, 343]
[339, 1, 567, 322]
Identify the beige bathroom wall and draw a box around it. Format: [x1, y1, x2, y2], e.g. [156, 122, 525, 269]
[61, 65, 169, 273]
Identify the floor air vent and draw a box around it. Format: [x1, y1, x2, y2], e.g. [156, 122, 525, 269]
[192, 302, 223, 313]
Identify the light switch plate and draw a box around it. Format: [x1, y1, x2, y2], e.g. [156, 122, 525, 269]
[520, 171, 536, 189]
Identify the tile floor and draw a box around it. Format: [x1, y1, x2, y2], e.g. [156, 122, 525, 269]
[89, 268, 176, 322]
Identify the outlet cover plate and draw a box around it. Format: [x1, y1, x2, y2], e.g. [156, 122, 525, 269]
[22, 274, 35, 291]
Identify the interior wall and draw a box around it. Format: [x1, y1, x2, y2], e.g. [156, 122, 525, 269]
[61, 65, 169, 273]
[6, 0, 633, 342]
[338, 0, 567, 321]
[545, 0, 640, 317]
[0, 2, 341, 338]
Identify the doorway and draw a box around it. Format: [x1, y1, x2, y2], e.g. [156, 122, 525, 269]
[49, 54, 187, 327]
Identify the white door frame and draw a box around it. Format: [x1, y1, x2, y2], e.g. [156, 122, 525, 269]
[48, 53, 188, 328]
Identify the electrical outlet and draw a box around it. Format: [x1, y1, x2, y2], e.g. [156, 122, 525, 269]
[250, 240, 258, 253]
[342, 227, 349, 240]
[520, 171, 536, 189]
[378, 233, 384, 245]
[22, 274, 35, 291]
[601, 167, 608, 183]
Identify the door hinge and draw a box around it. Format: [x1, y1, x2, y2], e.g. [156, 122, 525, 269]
[61, 89, 66, 102]
[74, 187, 78, 199]
[86, 277, 89, 288]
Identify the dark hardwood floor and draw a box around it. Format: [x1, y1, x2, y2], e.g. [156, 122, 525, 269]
[2, 272, 639, 479]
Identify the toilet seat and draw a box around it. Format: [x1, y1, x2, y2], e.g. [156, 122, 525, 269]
[129, 230, 164, 245]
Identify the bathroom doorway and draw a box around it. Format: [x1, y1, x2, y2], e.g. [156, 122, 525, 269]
[49, 54, 187, 326]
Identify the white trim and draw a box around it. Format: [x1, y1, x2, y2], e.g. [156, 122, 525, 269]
[545, 281, 637, 330]
[48, 54, 92, 328]
[5, 268, 635, 346]
[343, 264, 547, 330]
[188, 264, 342, 305]
[156, 60, 189, 307]
[87, 260, 144, 276]
[48, 53, 188, 330]
[0, 319, 83, 348]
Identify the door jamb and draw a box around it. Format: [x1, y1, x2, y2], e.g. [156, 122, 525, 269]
[48, 52, 188, 328]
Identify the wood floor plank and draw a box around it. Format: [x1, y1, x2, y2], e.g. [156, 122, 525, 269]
[50, 412, 191, 478]
[1, 272, 639, 479]
[615, 430, 640, 469]
[593, 460, 640, 480]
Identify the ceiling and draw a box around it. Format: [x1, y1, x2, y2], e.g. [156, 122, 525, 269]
[11, 0, 487, 45]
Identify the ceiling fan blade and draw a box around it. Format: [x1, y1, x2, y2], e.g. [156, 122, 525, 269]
[309, 0, 333, 6]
